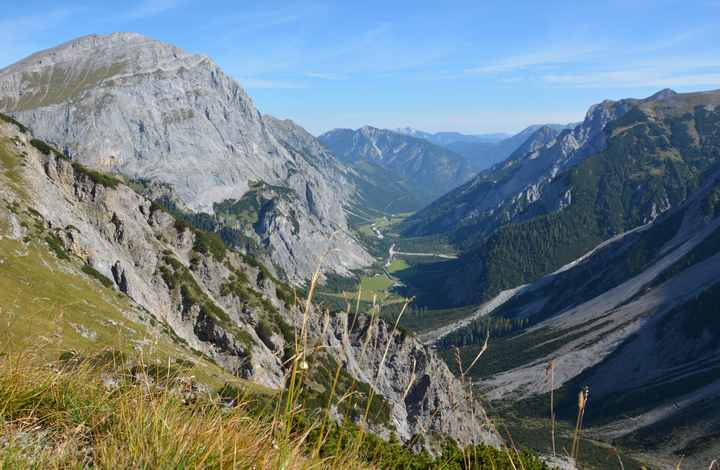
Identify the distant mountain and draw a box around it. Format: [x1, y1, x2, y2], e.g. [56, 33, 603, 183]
[444, 123, 576, 170]
[0, 33, 371, 283]
[399, 89, 720, 307]
[319, 126, 475, 210]
[394, 127, 509, 145]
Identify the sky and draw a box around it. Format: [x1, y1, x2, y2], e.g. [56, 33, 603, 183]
[2, 0, 720, 135]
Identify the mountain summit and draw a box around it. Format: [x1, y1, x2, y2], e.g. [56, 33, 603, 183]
[0, 33, 371, 282]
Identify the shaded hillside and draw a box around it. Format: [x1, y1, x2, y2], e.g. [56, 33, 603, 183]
[430, 167, 720, 468]
[399, 89, 720, 307]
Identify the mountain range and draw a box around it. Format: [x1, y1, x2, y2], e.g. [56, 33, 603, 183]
[318, 125, 476, 210]
[400, 89, 720, 306]
[428, 160, 720, 468]
[393, 127, 510, 145]
[2, 31, 720, 468]
[401, 87, 720, 466]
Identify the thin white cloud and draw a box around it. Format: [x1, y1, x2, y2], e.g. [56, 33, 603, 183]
[545, 72, 720, 88]
[543, 63, 720, 88]
[238, 77, 307, 89]
[463, 45, 604, 76]
[304, 72, 347, 81]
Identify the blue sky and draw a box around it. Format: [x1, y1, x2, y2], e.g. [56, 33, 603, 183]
[2, 0, 720, 135]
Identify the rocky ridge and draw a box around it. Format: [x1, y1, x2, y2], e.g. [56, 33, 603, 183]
[398, 89, 720, 307]
[0, 116, 499, 449]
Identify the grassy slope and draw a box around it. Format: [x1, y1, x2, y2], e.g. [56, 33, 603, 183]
[0, 141, 254, 390]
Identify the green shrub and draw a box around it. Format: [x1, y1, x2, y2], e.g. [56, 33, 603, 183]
[161, 256, 254, 353]
[71, 162, 121, 189]
[81, 264, 114, 289]
[0, 113, 29, 134]
[193, 230, 226, 262]
[30, 139, 68, 160]
[46, 233, 69, 260]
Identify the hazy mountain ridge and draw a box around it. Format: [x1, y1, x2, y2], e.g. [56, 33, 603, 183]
[393, 127, 509, 145]
[319, 125, 475, 209]
[443, 123, 574, 170]
[394, 124, 574, 171]
[0, 33, 372, 284]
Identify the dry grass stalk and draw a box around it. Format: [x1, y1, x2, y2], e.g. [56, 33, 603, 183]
[616, 450, 625, 470]
[545, 359, 556, 457]
[402, 357, 417, 401]
[451, 335, 521, 470]
[571, 386, 590, 461]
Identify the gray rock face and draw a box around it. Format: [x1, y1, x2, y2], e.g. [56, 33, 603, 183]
[0, 119, 499, 448]
[309, 311, 501, 447]
[0, 33, 371, 283]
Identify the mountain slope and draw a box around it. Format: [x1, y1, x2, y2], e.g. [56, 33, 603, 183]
[319, 126, 474, 208]
[430, 166, 720, 467]
[0, 33, 371, 283]
[0, 116, 499, 449]
[400, 89, 720, 306]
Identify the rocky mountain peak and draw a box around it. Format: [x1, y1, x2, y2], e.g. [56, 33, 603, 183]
[647, 88, 678, 101]
[358, 125, 382, 136]
[0, 33, 372, 283]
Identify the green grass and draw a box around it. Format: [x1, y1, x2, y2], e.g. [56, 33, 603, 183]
[387, 258, 409, 273]
[81, 263, 115, 289]
[360, 274, 394, 292]
[0, 234, 240, 389]
[0, 349, 554, 470]
[0, 62, 127, 112]
[0, 139, 25, 194]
